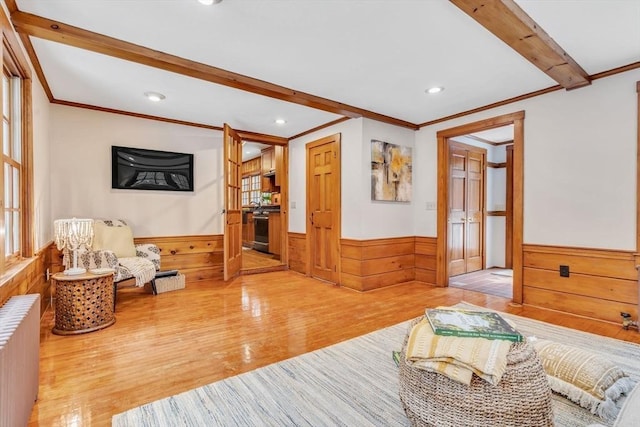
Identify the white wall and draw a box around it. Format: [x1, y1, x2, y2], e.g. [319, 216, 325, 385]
[50, 106, 223, 237]
[289, 118, 415, 239]
[415, 68, 640, 251]
[31, 75, 52, 251]
[288, 118, 362, 234]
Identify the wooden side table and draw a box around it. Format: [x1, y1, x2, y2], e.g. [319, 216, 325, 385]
[52, 271, 115, 335]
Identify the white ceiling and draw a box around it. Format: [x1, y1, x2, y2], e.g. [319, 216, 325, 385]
[12, 0, 640, 138]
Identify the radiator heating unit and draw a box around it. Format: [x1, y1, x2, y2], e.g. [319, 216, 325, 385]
[0, 294, 40, 427]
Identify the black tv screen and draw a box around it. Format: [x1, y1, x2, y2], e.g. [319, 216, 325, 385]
[111, 146, 194, 192]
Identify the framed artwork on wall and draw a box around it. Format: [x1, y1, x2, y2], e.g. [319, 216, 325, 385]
[371, 139, 412, 202]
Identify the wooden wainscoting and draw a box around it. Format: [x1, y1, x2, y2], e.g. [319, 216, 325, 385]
[523, 244, 637, 323]
[288, 232, 307, 274]
[415, 236, 438, 286]
[51, 235, 224, 283]
[1, 242, 52, 316]
[135, 235, 223, 282]
[340, 237, 415, 291]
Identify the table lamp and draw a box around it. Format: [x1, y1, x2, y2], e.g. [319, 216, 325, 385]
[54, 218, 94, 275]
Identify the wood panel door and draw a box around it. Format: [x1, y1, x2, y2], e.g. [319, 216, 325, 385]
[306, 134, 341, 284]
[448, 142, 485, 276]
[223, 124, 242, 281]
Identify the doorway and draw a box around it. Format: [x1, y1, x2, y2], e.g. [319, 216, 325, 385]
[436, 111, 524, 303]
[239, 141, 288, 273]
[446, 133, 514, 299]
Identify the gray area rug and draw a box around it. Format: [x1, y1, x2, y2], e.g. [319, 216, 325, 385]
[113, 303, 640, 426]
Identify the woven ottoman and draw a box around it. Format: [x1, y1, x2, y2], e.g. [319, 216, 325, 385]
[399, 318, 553, 427]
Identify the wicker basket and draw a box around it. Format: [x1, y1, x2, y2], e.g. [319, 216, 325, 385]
[154, 273, 185, 293]
[399, 317, 553, 427]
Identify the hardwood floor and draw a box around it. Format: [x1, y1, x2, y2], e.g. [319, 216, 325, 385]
[241, 247, 282, 270]
[29, 271, 640, 426]
[449, 268, 513, 298]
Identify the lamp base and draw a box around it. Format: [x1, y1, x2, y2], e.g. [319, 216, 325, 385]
[63, 267, 87, 276]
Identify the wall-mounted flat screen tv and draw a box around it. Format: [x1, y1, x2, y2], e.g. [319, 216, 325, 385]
[111, 146, 194, 192]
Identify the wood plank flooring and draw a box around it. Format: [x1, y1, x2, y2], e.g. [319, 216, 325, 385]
[29, 271, 640, 426]
[241, 248, 282, 270]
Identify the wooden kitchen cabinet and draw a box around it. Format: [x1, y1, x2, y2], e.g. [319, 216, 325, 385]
[268, 212, 281, 257]
[261, 146, 284, 192]
[261, 148, 274, 174]
[242, 212, 254, 247]
[274, 145, 284, 187]
[242, 157, 261, 176]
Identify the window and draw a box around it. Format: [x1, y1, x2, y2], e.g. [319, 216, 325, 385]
[241, 174, 261, 206]
[2, 69, 21, 263]
[0, 33, 33, 274]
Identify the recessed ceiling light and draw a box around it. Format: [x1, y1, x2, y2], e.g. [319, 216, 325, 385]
[275, 119, 287, 125]
[144, 92, 166, 102]
[426, 86, 444, 94]
[198, 0, 222, 5]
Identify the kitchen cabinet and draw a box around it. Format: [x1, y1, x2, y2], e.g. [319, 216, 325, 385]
[242, 212, 254, 247]
[274, 145, 284, 187]
[242, 157, 261, 176]
[261, 146, 284, 193]
[268, 212, 281, 257]
[261, 148, 274, 174]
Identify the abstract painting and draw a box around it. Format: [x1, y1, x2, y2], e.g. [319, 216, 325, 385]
[371, 139, 412, 202]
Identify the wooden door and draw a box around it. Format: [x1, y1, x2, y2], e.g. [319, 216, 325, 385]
[306, 134, 341, 283]
[448, 142, 485, 276]
[223, 124, 242, 281]
[449, 147, 467, 276]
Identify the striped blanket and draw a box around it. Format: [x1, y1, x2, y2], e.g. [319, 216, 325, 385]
[405, 317, 512, 385]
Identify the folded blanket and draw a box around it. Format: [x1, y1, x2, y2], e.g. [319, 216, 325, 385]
[405, 318, 512, 385]
[118, 257, 156, 287]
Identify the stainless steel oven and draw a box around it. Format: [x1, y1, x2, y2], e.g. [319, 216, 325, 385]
[253, 212, 269, 253]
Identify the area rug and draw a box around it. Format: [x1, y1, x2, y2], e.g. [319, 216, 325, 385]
[112, 303, 640, 427]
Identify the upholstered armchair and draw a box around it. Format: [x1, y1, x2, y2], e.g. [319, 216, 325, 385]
[65, 219, 160, 287]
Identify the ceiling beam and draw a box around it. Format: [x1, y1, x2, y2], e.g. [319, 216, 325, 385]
[450, 0, 591, 90]
[11, 11, 418, 130]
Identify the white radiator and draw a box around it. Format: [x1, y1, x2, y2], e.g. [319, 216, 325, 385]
[0, 294, 40, 427]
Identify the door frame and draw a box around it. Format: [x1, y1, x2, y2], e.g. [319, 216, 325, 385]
[436, 111, 525, 303]
[305, 133, 341, 284]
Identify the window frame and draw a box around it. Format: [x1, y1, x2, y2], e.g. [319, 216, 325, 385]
[241, 173, 261, 207]
[0, 33, 34, 274]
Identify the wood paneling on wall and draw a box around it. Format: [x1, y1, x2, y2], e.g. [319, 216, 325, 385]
[51, 235, 224, 283]
[415, 236, 438, 286]
[1, 242, 52, 316]
[288, 232, 307, 274]
[137, 235, 223, 282]
[523, 244, 637, 323]
[340, 237, 415, 291]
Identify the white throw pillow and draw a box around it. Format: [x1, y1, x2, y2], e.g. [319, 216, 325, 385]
[92, 222, 136, 258]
